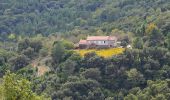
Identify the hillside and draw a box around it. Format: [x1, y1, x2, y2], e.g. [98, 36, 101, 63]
[0, 0, 170, 100]
[0, 0, 170, 37]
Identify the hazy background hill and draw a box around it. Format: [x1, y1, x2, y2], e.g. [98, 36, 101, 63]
[0, 0, 170, 36]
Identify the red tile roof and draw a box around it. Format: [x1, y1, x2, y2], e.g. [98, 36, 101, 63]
[79, 40, 87, 44]
[108, 36, 117, 41]
[87, 36, 117, 41]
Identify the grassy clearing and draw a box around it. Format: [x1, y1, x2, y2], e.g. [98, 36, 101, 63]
[31, 57, 50, 76]
[74, 48, 125, 58]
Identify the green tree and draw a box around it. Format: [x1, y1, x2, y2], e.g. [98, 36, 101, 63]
[9, 55, 30, 71]
[21, 47, 36, 59]
[61, 59, 77, 75]
[8, 34, 16, 41]
[136, 22, 146, 36]
[0, 63, 9, 77]
[18, 39, 30, 52]
[147, 24, 164, 47]
[133, 37, 143, 49]
[0, 71, 48, 100]
[51, 41, 66, 65]
[152, 94, 166, 100]
[125, 80, 170, 100]
[105, 64, 118, 76]
[53, 79, 104, 100]
[126, 68, 145, 86]
[29, 40, 42, 52]
[39, 48, 48, 57]
[165, 33, 170, 50]
[61, 40, 74, 50]
[18, 39, 42, 53]
[82, 68, 101, 81]
[124, 94, 138, 100]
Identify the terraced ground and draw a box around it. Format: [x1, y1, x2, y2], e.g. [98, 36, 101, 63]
[74, 48, 125, 58]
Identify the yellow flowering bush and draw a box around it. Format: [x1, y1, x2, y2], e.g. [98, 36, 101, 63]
[74, 48, 125, 58]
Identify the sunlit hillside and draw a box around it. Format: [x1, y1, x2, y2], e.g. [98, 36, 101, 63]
[75, 48, 125, 58]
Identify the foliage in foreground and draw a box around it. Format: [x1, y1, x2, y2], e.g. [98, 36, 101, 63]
[0, 71, 50, 100]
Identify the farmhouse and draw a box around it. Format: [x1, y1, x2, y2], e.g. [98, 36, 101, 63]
[78, 36, 118, 49]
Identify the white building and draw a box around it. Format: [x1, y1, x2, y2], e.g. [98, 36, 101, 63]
[79, 36, 118, 49]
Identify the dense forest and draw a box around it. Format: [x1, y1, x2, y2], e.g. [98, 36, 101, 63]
[0, 0, 170, 36]
[0, 0, 170, 100]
